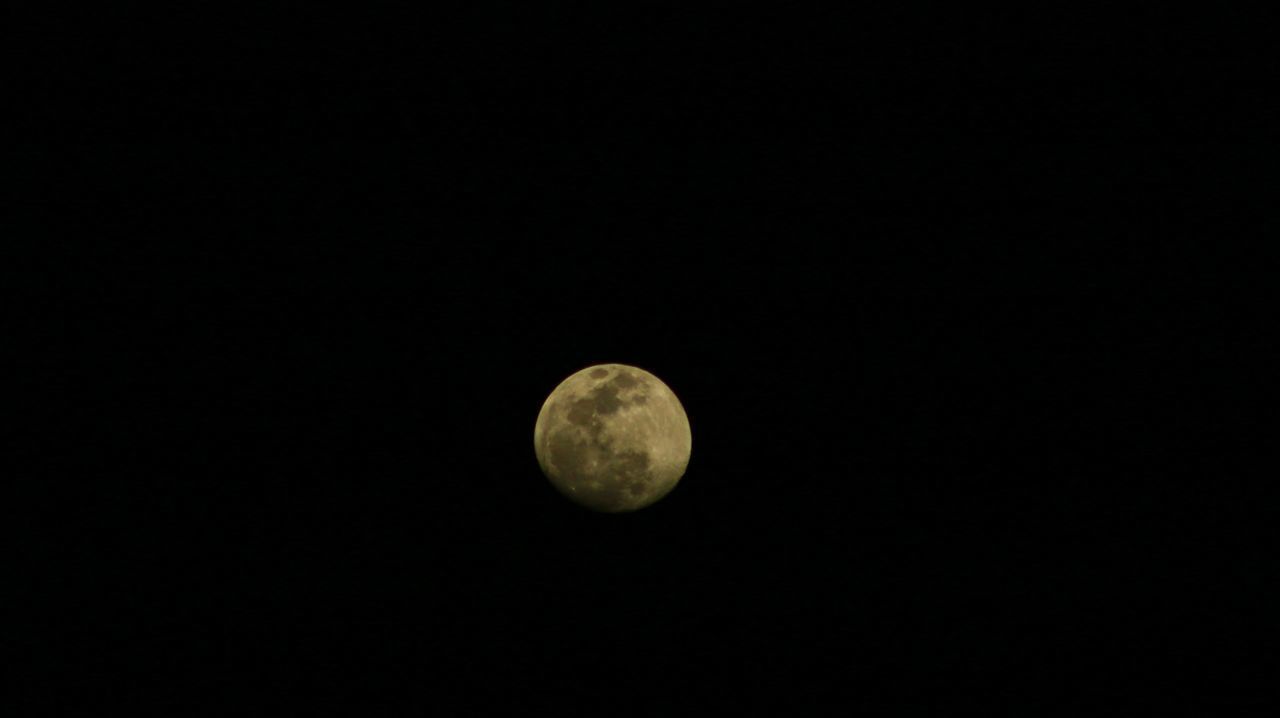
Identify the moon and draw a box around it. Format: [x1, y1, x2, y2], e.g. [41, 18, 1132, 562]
[534, 364, 692, 512]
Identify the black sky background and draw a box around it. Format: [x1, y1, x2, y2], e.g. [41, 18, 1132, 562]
[12, 5, 1269, 714]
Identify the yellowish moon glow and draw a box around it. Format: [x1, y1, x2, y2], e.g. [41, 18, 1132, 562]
[534, 364, 692, 512]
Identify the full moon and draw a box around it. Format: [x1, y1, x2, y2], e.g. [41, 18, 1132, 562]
[534, 363, 692, 512]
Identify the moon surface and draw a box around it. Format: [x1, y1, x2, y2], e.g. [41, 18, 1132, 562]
[534, 364, 692, 512]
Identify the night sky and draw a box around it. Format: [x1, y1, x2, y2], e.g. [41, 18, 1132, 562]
[15, 6, 1265, 713]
